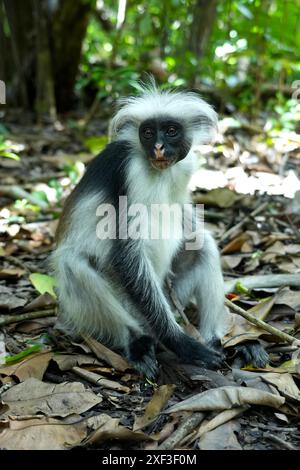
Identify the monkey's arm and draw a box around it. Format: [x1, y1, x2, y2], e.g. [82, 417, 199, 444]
[111, 240, 223, 369]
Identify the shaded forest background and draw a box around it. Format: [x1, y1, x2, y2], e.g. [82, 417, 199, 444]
[1, 0, 299, 120]
[0, 0, 300, 452]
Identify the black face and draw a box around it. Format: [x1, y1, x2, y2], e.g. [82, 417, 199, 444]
[139, 118, 191, 170]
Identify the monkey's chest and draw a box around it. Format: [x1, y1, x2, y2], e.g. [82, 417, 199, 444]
[144, 211, 183, 280]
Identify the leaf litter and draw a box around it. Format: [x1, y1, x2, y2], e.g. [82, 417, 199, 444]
[0, 116, 300, 450]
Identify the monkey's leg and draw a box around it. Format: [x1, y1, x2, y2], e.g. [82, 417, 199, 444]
[52, 251, 158, 377]
[172, 231, 226, 344]
[111, 239, 223, 370]
[172, 231, 268, 367]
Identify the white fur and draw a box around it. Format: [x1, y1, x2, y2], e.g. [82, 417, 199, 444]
[111, 82, 218, 147]
[52, 84, 226, 356]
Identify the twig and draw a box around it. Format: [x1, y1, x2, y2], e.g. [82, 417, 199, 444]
[0, 185, 49, 209]
[220, 202, 268, 242]
[158, 412, 205, 450]
[0, 308, 56, 327]
[266, 345, 298, 353]
[195, 406, 248, 439]
[225, 298, 300, 346]
[263, 432, 298, 450]
[224, 274, 300, 293]
[6, 256, 32, 273]
[72, 366, 130, 392]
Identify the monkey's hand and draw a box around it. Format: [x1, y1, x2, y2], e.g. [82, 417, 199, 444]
[127, 335, 158, 379]
[173, 334, 225, 370]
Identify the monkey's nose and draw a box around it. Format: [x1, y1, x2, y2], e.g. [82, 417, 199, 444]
[155, 143, 164, 150]
[154, 143, 165, 160]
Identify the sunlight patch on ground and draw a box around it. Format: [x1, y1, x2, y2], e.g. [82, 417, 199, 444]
[189, 167, 300, 198]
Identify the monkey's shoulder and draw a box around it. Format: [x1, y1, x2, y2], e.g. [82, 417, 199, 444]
[74, 140, 131, 199]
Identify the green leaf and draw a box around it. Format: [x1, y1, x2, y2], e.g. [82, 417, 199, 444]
[5, 344, 42, 364]
[0, 151, 20, 161]
[29, 273, 57, 298]
[84, 136, 108, 155]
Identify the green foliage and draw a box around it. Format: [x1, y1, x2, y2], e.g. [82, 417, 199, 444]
[0, 135, 20, 161]
[77, 0, 300, 118]
[29, 273, 57, 298]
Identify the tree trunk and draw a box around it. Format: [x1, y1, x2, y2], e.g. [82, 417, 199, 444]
[34, 0, 56, 120]
[51, 0, 93, 112]
[1, 0, 94, 114]
[2, 0, 35, 108]
[189, 0, 218, 57]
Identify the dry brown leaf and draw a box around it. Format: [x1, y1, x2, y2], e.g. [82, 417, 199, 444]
[222, 295, 278, 348]
[198, 420, 242, 450]
[222, 255, 243, 270]
[262, 373, 300, 402]
[52, 353, 101, 371]
[222, 234, 250, 254]
[83, 336, 130, 372]
[1, 377, 102, 417]
[0, 268, 26, 279]
[23, 293, 56, 311]
[273, 287, 300, 311]
[0, 416, 86, 450]
[196, 406, 247, 440]
[222, 311, 270, 347]
[166, 386, 285, 413]
[194, 188, 242, 208]
[84, 413, 154, 445]
[0, 351, 53, 381]
[0, 285, 27, 310]
[133, 385, 176, 431]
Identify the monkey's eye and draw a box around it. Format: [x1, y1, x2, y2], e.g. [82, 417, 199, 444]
[142, 127, 154, 139]
[166, 126, 178, 137]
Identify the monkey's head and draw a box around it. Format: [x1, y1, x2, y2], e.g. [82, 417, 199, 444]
[111, 80, 218, 171]
[139, 117, 190, 170]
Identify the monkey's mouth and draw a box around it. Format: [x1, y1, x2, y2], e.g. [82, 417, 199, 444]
[150, 159, 175, 170]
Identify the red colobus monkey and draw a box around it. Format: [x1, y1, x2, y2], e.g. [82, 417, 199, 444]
[51, 83, 268, 377]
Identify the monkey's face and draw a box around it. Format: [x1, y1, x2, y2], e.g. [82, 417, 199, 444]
[139, 118, 191, 170]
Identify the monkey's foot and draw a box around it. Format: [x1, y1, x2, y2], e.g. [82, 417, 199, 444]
[233, 341, 269, 368]
[128, 334, 158, 379]
[174, 334, 225, 370]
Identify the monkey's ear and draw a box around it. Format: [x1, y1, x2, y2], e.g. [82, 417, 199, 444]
[190, 114, 218, 145]
[108, 118, 137, 141]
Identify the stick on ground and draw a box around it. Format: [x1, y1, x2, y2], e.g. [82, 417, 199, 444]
[225, 298, 300, 346]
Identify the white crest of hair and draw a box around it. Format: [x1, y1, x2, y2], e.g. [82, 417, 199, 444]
[110, 80, 218, 147]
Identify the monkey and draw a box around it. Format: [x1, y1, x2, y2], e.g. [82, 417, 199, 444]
[51, 82, 268, 378]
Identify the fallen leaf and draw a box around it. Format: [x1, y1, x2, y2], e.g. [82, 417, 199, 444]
[52, 353, 101, 371]
[262, 373, 300, 402]
[134, 385, 175, 431]
[0, 268, 26, 279]
[222, 294, 278, 348]
[197, 406, 247, 440]
[23, 293, 56, 311]
[29, 273, 57, 298]
[0, 285, 27, 310]
[83, 336, 130, 372]
[198, 420, 242, 450]
[166, 386, 285, 413]
[84, 413, 154, 445]
[1, 377, 102, 417]
[222, 255, 243, 270]
[0, 416, 86, 450]
[0, 351, 53, 381]
[222, 234, 250, 254]
[195, 188, 242, 208]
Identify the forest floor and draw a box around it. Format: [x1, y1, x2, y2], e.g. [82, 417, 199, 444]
[0, 109, 299, 450]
